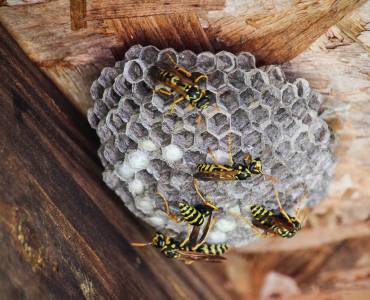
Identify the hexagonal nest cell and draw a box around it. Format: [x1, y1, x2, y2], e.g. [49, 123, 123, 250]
[88, 45, 335, 247]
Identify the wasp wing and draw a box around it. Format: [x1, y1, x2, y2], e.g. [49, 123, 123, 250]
[177, 250, 226, 263]
[194, 169, 240, 181]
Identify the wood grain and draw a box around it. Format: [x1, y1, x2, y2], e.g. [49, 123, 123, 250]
[70, 0, 87, 30]
[0, 25, 236, 300]
[85, 0, 225, 21]
[206, 0, 367, 64]
[1, 1, 367, 113]
[0, 0, 49, 5]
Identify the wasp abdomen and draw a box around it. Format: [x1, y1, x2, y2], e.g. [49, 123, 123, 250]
[178, 202, 205, 226]
[197, 243, 228, 256]
[196, 163, 218, 173]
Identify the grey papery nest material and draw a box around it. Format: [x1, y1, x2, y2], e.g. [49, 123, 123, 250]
[87, 45, 335, 246]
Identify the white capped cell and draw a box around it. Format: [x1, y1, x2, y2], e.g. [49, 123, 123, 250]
[162, 144, 183, 162]
[128, 179, 144, 195]
[139, 139, 157, 151]
[115, 162, 135, 181]
[208, 231, 227, 244]
[215, 217, 237, 233]
[128, 150, 149, 171]
[135, 196, 155, 214]
[148, 215, 166, 227]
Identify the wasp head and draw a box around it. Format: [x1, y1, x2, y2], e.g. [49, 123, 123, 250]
[152, 232, 166, 248]
[187, 86, 202, 100]
[249, 158, 262, 174]
[289, 217, 302, 231]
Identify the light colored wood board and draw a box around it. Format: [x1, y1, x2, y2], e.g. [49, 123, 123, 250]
[337, 0, 370, 54]
[237, 222, 370, 253]
[283, 29, 370, 223]
[1, 1, 367, 113]
[0, 0, 120, 111]
[205, 0, 367, 64]
[85, 0, 225, 20]
[225, 237, 370, 299]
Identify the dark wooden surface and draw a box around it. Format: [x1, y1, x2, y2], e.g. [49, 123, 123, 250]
[0, 25, 236, 300]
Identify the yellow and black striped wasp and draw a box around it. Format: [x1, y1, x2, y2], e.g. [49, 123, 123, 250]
[150, 53, 212, 115]
[248, 190, 305, 238]
[156, 178, 219, 228]
[131, 208, 228, 263]
[194, 133, 269, 181]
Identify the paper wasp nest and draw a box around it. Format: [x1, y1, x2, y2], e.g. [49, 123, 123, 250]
[88, 45, 335, 246]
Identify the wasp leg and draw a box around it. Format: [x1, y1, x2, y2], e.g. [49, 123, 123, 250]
[165, 53, 193, 78]
[229, 211, 267, 238]
[193, 73, 208, 86]
[155, 87, 173, 97]
[207, 147, 220, 165]
[295, 189, 309, 223]
[180, 224, 192, 248]
[168, 96, 185, 114]
[227, 133, 234, 166]
[243, 154, 252, 164]
[274, 190, 293, 223]
[193, 178, 219, 211]
[156, 192, 182, 223]
[192, 216, 217, 251]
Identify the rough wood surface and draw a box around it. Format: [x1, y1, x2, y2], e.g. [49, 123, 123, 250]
[0, 0, 365, 112]
[226, 236, 370, 299]
[0, 26, 237, 300]
[205, 0, 366, 63]
[85, 0, 225, 21]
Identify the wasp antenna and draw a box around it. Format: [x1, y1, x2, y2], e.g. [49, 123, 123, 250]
[130, 242, 152, 247]
[193, 179, 219, 211]
[227, 132, 234, 166]
[207, 147, 219, 164]
[274, 190, 293, 223]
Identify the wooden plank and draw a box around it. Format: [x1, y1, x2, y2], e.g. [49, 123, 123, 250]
[85, 0, 225, 20]
[0, 0, 49, 5]
[0, 0, 367, 114]
[206, 0, 367, 64]
[70, 0, 87, 30]
[0, 25, 236, 300]
[226, 237, 370, 299]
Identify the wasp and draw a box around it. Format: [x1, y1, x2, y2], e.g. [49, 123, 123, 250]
[150, 53, 212, 115]
[131, 208, 227, 263]
[156, 178, 219, 228]
[248, 190, 305, 238]
[194, 133, 269, 181]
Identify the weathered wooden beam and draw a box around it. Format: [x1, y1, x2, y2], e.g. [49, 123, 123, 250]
[85, 0, 225, 21]
[0, 25, 234, 300]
